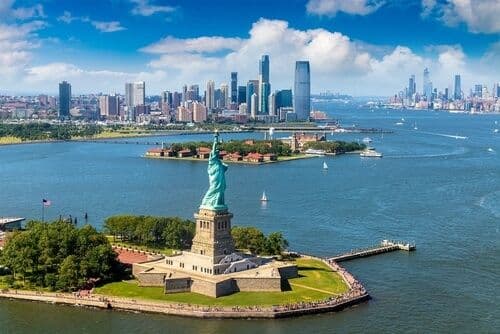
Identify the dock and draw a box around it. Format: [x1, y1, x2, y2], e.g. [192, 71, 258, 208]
[327, 240, 416, 263]
[0, 217, 25, 231]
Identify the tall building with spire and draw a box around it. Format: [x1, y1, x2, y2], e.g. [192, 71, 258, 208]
[259, 55, 270, 114]
[294, 61, 311, 121]
[206, 80, 215, 111]
[423, 68, 432, 101]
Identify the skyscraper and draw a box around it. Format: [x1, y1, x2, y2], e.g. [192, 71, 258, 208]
[474, 84, 483, 98]
[454, 74, 461, 100]
[58, 81, 71, 119]
[206, 80, 215, 111]
[294, 61, 311, 121]
[408, 75, 416, 99]
[220, 84, 229, 108]
[230, 72, 238, 104]
[246, 80, 259, 114]
[276, 89, 293, 112]
[423, 68, 432, 101]
[237, 86, 246, 105]
[99, 94, 119, 118]
[268, 92, 276, 116]
[259, 55, 270, 114]
[125, 81, 145, 107]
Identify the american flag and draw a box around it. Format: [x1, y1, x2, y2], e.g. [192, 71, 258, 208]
[42, 199, 52, 207]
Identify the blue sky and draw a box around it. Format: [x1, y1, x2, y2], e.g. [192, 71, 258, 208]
[0, 0, 499, 95]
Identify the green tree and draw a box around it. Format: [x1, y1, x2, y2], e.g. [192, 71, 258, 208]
[57, 255, 80, 291]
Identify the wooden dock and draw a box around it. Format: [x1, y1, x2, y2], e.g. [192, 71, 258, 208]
[327, 240, 416, 263]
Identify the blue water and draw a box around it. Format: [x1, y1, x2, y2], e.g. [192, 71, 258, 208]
[0, 106, 499, 333]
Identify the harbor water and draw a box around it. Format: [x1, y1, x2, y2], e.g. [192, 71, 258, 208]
[0, 106, 499, 333]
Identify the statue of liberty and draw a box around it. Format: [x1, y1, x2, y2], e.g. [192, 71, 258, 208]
[201, 132, 228, 211]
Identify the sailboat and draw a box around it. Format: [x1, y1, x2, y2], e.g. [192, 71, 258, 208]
[323, 161, 328, 170]
[413, 122, 418, 130]
[260, 191, 268, 202]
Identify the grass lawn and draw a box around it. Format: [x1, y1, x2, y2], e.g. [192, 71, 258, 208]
[94, 258, 348, 307]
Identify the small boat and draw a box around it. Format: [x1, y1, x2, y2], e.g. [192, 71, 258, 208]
[487, 148, 494, 152]
[395, 122, 404, 126]
[494, 129, 499, 133]
[362, 137, 372, 143]
[260, 191, 268, 202]
[413, 122, 418, 130]
[304, 148, 326, 155]
[323, 161, 328, 170]
[360, 148, 383, 158]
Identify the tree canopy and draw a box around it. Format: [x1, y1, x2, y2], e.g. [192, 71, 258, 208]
[0, 220, 120, 291]
[231, 226, 289, 256]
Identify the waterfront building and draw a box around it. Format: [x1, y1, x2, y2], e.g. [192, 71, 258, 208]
[58, 81, 71, 119]
[231, 72, 238, 104]
[294, 61, 311, 121]
[259, 55, 270, 114]
[250, 93, 258, 119]
[172, 92, 182, 108]
[237, 86, 246, 105]
[193, 102, 207, 123]
[454, 74, 461, 100]
[206, 80, 215, 111]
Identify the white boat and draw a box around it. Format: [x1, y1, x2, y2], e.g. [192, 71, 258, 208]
[360, 149, 383, 158]
[304, 148, 326, 155]
[494, 129, 499, 133]
[414, 122, 418, 130]
[260, 191, 268, 202]
[362, 137, 372, 143]
[487, 148, 494, 152]
[323, 161, 328, 170]
[395, 122, 404, 126]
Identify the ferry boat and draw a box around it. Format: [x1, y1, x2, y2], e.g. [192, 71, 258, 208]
[362, 137, 372, 143]
[360, 148, 383, 158]
[304, 148, 326, 155]
[260, 191, 268, 202]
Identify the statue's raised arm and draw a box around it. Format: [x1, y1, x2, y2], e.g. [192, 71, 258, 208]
[200, 132, 228, 211]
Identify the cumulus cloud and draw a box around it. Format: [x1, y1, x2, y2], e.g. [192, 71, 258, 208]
[129, 0, 176, 16]
[422, 0, 500, 34]
[141, 36, 243, 54]
[306, 0, 385, 16]
[0, 0, 45, 20]
[0, 21, 45, 78]
[57, 11, 126, 33]
[24, 62, 168, 94]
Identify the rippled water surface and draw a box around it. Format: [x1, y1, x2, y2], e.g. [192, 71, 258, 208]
[0, 106, 499, 333]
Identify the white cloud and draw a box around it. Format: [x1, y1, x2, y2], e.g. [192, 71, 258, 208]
[422, 0, 500, 34]
[129, 0, 176, 16]
[23, 62, 168, 94]
[0, 0, 45, 20]
[57, 11, 126, 33]
[90, 21, 126, 33]
[306, 0, 385, 16]
[141, 36, 243, 54]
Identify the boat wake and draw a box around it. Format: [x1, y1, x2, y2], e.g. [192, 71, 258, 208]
[419, 131, 468, 140]
[386, 147, 467, 159]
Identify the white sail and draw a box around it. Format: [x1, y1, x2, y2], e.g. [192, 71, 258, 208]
[261, 191, 267, 201]
[323, 161, 328, 170]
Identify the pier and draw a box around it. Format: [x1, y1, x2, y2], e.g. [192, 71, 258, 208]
[327, 240, 416, 263]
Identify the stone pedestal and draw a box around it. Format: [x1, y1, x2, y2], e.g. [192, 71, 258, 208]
[191, 208, 235, 263]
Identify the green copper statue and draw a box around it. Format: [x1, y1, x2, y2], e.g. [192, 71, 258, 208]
[201, 132, 228, 211]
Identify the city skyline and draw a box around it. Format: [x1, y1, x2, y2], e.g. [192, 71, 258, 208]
[0, 0, 498, 95]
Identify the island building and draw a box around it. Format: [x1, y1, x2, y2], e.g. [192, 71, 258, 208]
[134, 133, 297, 297]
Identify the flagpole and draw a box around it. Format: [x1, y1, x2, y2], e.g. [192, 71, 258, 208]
[42, 200, 45, 222]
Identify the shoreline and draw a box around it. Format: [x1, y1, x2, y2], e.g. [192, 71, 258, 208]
[144, 154, 315, 165]
[0, 258, 369, 319]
